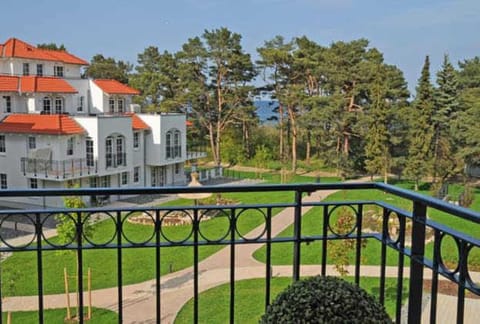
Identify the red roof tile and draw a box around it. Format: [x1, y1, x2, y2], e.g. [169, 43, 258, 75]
[0, 38, 88, 65]
[0, 114, 85, 135]
[0, 75, 19, 92]
[125, 113, 150, 130]
[20, 76, 77, 93]
[94, 79, 140, 95]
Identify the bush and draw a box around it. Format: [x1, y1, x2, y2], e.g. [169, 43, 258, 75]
[261, 276, 392, 323]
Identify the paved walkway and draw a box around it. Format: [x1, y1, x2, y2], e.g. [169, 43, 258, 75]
[3, 179, 480, 323]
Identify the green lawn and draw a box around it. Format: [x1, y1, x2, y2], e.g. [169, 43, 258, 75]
[174, 277, 407, 323]
[2, 174, 340, 297]
[253, 179, 480, 270]
[2, 307, 117, 323]
[3, 176, 478, 297]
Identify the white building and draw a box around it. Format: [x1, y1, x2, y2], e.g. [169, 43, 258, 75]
[0, 38, 193, 208]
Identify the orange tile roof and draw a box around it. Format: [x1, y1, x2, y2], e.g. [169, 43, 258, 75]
[94, 79, 140, 95]
[0, 75, 20, 92]
[0, 114, 85, 135]
[125, 113, 150, 130]
[0, 38, 88, 65]
[20, 76, 77, 93]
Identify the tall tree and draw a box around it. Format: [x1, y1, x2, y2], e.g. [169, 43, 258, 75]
[363, 64, 409, 183]
[84, 54, 132, 83]
[432, 54, 461, 184]
[457, 57, 480, 166]
[177, 28, 256, 166]
[404, 56, 435, 190]
[130, 47, 182, 112]
[257, 36, 294, 163]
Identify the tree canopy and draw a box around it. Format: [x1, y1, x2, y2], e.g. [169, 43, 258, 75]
[89, 28, 480, 185]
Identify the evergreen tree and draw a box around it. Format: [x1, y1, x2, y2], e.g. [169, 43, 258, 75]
[37, 43, 67, 51]
[457, 57, 480, 167]
[176, 28, 256, 166]
[404, 56, 435, 190]
[130, 47, 182, 112]
[84, 54, 132, 83]
[432, 54, 461, 184]
[364, 67, 390, 182]
[363, 64, 409, 183]
[257, 36, 295, 163]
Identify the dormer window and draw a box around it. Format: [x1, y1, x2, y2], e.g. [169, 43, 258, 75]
[77, 96, 84, 112]
[2, 96, 11, 113]
[118, 99, 124, 113]
[55, 98, 64, 114]
[23, 63, 30, 76]
[109, 98, 115, 113]
[36, 64, 43, 76]
[108, 97, 125, 114]
[54, 66, 64, 77]
[43, 97, 51, 114]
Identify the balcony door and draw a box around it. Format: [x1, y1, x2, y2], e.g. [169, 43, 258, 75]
[151, 167, 166, 187]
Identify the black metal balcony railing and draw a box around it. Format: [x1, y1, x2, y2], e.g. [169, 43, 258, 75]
[21, 158, 99, 179]
[0, 182, 479, 323]
[186, 145, 208, 160]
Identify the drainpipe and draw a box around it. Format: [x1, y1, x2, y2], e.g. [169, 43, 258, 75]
[143, 130, 147, 187]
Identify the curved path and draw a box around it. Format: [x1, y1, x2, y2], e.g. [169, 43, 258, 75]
[4, 179, 480, 323]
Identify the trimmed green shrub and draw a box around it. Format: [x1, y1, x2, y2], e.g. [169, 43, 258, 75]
[261, 276, 392, 323]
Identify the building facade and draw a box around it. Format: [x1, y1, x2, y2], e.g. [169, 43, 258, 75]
[0, 38, 189, 208]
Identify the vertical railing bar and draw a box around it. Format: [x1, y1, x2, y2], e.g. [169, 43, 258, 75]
[379, 207, 388, 305]
[0, 249, 2, 324]
[155, 209, 161, 322]
[193, 208, 199, 324]
[321, 205, 328, 276]
[430, 230, 441, 324]
[229, 208, 236, 324]
[293, 190, 302, 282]
[407, 201, 427, 323]
[116, 210, 123, 323]
[35, 212, 44, 324]
[77, 211, 84, 324]
[456, 240, 467, 324]
[395, 214, 406, 324]
[354, 204, 363, 286]
[265, 207, 272, 312]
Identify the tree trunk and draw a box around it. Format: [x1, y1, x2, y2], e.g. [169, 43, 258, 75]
[343, 134, 349, 156]
[243, 120, 251, 159]
[432, 127, 439, 184]
[208, 124, 218, 165]
[279, 103, 284, 161]
[306, 130, 311, 166]
[288, 105, 297, 172]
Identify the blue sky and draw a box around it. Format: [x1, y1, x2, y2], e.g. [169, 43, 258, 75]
[2, 0, 479, 94]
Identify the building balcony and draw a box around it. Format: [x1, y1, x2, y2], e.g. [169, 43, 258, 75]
[0, 182, 479, 323]
[186, 145, 207, 160]
[20, 157, 98, 180]
[105, 153, 127, 169]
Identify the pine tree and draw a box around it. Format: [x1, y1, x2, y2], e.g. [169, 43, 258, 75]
[364, 67, 390, 182]
[404, 56, 435, 190]
[432, 54, 461, 184]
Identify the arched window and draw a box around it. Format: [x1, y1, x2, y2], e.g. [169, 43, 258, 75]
[105, 134, 125, 168]
[166, 129, 181, 159]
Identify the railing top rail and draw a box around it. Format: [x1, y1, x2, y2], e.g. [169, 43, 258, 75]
[1, 181, 480, 224]
[0, 182, 376, 197]
[375, 182, 480, 224]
